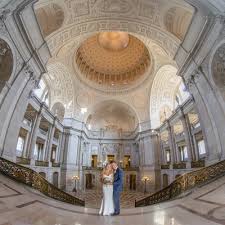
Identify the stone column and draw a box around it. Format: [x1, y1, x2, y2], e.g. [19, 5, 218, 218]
[180, 109, 195, 164]
[56, 132, 62, 163]
[28, 106, 43, 165]
[98, 143, 103, 166]
[167, 122, 176, 166]
[184, 68, 225, 163]
[45, 118, 56, 165]
[22, 132, 30, 158]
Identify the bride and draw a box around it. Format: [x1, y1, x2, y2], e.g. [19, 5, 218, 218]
[99, 163, 114, 216]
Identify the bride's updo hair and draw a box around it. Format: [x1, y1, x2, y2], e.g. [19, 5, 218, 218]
[103, 162, 112, 174]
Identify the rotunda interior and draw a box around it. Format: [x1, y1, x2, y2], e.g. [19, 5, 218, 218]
[0, 0, 225, 224]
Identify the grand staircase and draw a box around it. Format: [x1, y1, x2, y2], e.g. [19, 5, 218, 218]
[0, 157, 85, 206]
[1, 156, 225, 209]
[135, 159, 225, 207]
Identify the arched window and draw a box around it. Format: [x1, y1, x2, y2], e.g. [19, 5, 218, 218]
[33, 79, 49, 106]
[175, 82, 190, 107]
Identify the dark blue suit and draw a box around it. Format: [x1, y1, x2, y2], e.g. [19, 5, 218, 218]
[113, 168, 123, 214]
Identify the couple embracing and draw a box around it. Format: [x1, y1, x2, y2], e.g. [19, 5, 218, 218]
[99, 161, 123, 216]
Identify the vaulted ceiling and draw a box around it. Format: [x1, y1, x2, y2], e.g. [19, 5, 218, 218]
[33, 0, 201, 127]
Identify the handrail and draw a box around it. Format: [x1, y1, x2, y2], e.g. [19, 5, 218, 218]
[135, 159, 225, 207]
[0, 157, 85, 206]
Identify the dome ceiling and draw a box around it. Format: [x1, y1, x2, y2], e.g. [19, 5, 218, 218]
[75, 32, 151, 88]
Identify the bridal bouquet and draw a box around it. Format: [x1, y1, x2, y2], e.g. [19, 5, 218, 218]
[103, 177, 113, 185]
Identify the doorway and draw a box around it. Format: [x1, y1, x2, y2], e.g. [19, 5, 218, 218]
[129, 174, 136, 190]
[163, 174, 169, 188]
[86, 173, 93, 189]
[53, 172, 59, 187]
[91, 155, 98, 168]
[107, 155, 115, 162]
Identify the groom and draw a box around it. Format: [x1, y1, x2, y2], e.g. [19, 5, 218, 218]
[111, 161, 123, 216]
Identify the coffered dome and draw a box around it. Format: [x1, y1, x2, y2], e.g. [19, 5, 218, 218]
[75, 32, 151, 89]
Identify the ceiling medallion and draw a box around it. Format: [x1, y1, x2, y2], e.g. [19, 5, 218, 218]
[98, 32, 129, 51]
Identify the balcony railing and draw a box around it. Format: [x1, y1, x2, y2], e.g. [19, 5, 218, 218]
[173, 162, 186, 169]
[135, 159, 225, 207]
[82, 166, 103, 171]
[16, 157, 31, 165]
[161, 164, 170, 169]
[39, 128, 48, 136]
[0, 157, 85, 206]
[52, 162, 60, 167]
[35, 160, 49, 167]
[123, 167, 139, 171]
[191, 160, 205, 168]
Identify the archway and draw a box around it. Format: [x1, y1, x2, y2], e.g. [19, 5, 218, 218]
[0, 38, 13, 93]
[85, 100, 139, 132]
[150, 65, 181, 129]
[51, 102, 65, 121]
[53, 172, 59, 187]
[39, 172, 46, 178]
[162, 174, 169, 188]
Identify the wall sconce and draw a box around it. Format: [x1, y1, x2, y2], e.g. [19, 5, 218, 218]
[72, 175, 80, 192]
[142, 176, 150, 194]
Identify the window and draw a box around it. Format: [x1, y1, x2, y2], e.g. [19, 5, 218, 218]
[198, 139, 206, 155]
[34, 79, 46, 99]
[16, 136, 25, 157]
[91, 155, 98, 168]
[33, 79, 49, 107]
[51, 146, 57, 162]
[180, 146, 188, 161]
[166, 150, 170, 163]
[123, 155, 131, 168]
[34, 142, 45, 161]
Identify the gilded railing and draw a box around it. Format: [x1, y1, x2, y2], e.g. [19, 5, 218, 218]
[173, 162, 186, 169]
[191, 159, 205, 168]
[0, 157, 85, 206]
[16, 157, 31, 165]
[135, 159, 225, 207]
[161, 164, 170, 169]
[35, 160, 49, 167]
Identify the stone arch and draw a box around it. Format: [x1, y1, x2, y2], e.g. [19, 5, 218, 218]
[0, 38, 13, 93]
[164, 7, 193, 40]
[51, 102, 65, 121]
[150, 65, 181, 129]
[211, 42, 225, 101]
[53, 172, 59, 187]
[39, 172, 46, 178]
[162, 174, 169, 188]
[44, 62, 74, 117]
[85, 100, 139, 132]
[35, 3, 64, 38]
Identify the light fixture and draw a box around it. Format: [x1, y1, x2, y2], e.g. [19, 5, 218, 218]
[142, 176, 150, 194]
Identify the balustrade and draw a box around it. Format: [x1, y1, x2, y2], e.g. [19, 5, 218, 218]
[135, 159, 225, 207]
[0, 157, 85, 206]
[35, 160, 49, 167]
[16, 157, 31, 165]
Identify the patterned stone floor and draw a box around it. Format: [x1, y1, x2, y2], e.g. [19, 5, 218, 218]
[1, 173, 225, 224]
[71, 190, 147, 208]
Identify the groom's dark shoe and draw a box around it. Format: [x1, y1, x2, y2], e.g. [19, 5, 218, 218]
[111, 212, 120, 216]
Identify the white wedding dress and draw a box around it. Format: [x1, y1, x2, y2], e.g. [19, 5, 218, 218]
[99, 174, 114, 216]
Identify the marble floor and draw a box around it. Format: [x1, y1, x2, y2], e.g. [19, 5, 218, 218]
[1, 174, 225, 225]
[71, 190, 146, 208]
